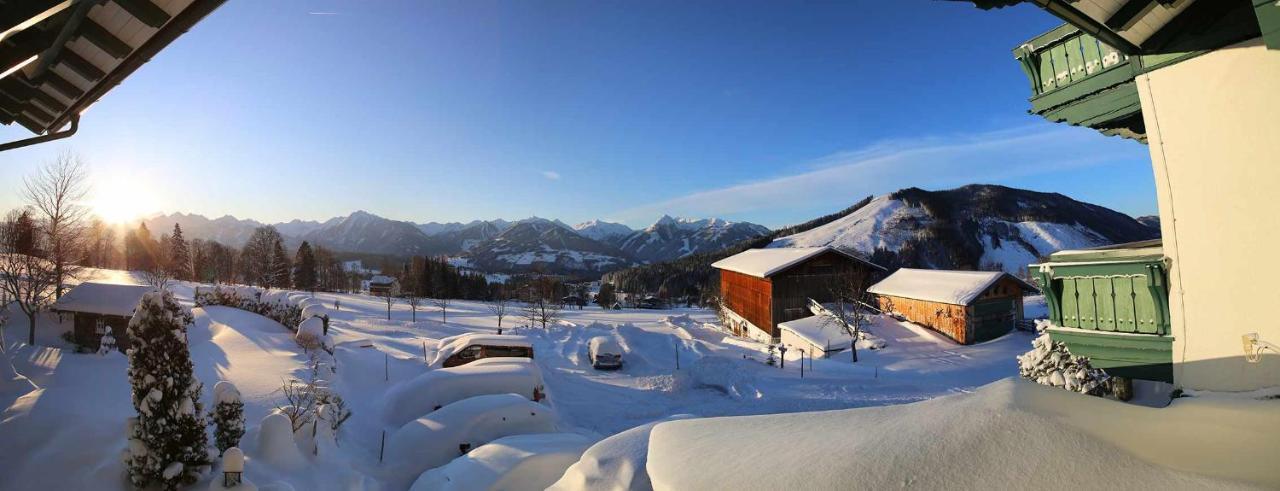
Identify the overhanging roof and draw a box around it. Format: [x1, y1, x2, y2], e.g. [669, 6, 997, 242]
[0, 0, 226, 148]
[711, 246, 885, 279]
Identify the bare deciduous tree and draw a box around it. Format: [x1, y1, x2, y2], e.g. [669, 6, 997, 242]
[0, 209, 58, 345]
[486, 292, 511, 333]
[817, 271, 873, 362]
[406, 295, 421, 322]
[522, 276, 562, 329]
[432, 296, 451, 324]
[23, 152, 90, 298]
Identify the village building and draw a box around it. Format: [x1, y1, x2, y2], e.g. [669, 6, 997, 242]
[868, 269, 1035, 345]
[367, 275, 400, 296]
[712, 246, 885, 343]
[776, 314, 854, 358]
[969, 0, 1280, 392]
[51, 282, 154, 352]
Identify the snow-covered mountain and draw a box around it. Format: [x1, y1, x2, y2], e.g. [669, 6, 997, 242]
[416, 219, 514, 237]
[143, 213, 265, 247]
[464, 218, 636, 274]
[572, 220, 634, 242]
[274, 219, 324, 238]
[769, 185, 1159, 274]
[618, 216, 770, 263]
[299, 211, 437, 256]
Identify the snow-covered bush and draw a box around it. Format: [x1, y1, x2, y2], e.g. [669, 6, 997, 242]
[295, 316, 325, 352]
[1016, 331, 1109, 395]
[211, 381, 245, 456]
[258, 411, 305, 469]
[275, 359, 350, 436]
[123, 290, 210, 489]
[195, 285, 316, 337]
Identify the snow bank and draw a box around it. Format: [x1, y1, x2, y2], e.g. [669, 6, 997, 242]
[409, 433, 594, 491]
[295, 316, 325, 350]
[677, 356, 756, 399]
[382, 359, 545, 427]
[255, 412, 305, 470]
[385, 394, 558, 487]
[548, 415, 693, 491]
[648, 378, 1279, 489]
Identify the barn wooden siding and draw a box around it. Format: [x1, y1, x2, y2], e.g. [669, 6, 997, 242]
[721, 269, 773, 335]
[876, 276, 1027, 345]
[877, 295, 971, 343]
[769, 250, 877, 330]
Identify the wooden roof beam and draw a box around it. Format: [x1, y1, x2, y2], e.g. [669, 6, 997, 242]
[37, 70, 84, 99]
[78, 20, 132, 59]
[1105, 0, 1157, 30]
[114, 0, 172, 28]
[0, 0, 73, 44]
[57, 48, 104, 81]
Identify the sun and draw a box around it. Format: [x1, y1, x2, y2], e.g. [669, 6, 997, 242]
[88, 178, 158, 224]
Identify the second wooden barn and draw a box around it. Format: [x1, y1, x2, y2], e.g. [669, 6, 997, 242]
[868, 269, 1036, 345]
[712, 246, 885, 343]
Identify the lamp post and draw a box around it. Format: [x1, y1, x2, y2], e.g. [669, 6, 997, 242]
[778, 344, 788, 369]
[799, 349, 805, 378]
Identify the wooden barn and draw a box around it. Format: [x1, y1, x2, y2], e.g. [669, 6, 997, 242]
[711, 247, 885, 343]
[868, 269, 1036, 345]
[51, 282, 154, 352]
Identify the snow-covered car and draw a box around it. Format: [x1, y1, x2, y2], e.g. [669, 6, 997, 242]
[385, 394, 558, 489]
[410, 433, 595, 491]
[383, 358, 546, 427]
[430, 333, 534, 368]
[588, 336, 624, 370]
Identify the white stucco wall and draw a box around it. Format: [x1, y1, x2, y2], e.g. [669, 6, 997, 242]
[721, 308, 774, 344]
[1136, 37, 1280, 391]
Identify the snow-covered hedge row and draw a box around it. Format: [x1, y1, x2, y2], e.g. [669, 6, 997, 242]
[194, 285, 329, 336]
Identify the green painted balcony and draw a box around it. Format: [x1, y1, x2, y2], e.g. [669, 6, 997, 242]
[1031, 240, 1174, 382]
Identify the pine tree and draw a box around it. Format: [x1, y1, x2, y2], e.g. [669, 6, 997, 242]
[124, 291, 209, 489]
[293, 241, 317, 292]
[167, 224, 191, 281]
[211, 381, 245, 456]
[270, 239, 291, 289]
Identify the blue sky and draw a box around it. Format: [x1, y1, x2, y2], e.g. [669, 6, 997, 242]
[0, 0, 1158, 229]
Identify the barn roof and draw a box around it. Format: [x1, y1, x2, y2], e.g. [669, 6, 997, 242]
[51, 281, 154, 317]
[1, 0, 227, 151]
[711, 246, 885, 278]
[868, 268, 1036, 306]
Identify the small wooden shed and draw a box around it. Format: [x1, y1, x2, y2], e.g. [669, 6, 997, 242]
[868, 269, 1036, 345]
[711, 246, 885, 342]
[51, 282, 154, 352]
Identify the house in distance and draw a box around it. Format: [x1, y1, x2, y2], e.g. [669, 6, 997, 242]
[868, 268, 1036, 345]
[712, 246, 885, 343]
[51, 282, 155, 352]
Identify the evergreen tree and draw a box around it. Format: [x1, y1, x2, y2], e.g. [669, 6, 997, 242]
[126, 223, 157, 272]
[167, 224, 191, 281]
[270, 239, 291, 289]
[124, 291, 209, 489]
[293, 241, 317, 292]
[597, 283, 616, 308]
[211, 381, 245, 456]
[10, 209, 36, 256]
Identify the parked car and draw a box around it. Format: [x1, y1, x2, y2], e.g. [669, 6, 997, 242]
[430, 334, 535, 368]
[588, 336, 624, 370]
[383, 358, 546, 427]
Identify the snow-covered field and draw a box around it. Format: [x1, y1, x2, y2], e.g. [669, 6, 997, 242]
[1, 268, 1275, 490]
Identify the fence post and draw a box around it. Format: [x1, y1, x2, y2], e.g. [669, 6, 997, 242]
[379, 430, 386, 463]
[384, 353, 389, 382]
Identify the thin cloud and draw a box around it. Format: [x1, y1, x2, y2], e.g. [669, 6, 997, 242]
[541, 170, 562, 181]
[612, 125, 1144, 223]
[308, 11, 340, 15]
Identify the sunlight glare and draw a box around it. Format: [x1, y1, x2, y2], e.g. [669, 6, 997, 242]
[88, 177, 158, 224]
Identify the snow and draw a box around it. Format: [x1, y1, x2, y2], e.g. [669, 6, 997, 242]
[769, 195, 926, 252]
[384, 393, 558, 489]
[50, 282, 154, 317]
[711, 246, 878, 278]
[548, 415, 692, 491]
[868, 268, 1027, 305]
[647, 378, 1276, 490]
[409, 433, 594, 491]
[777, 315, 852, 352]
[3, 268, 1273, 490]
[255, 412, 305, 470]
[382, 358, 545, 427]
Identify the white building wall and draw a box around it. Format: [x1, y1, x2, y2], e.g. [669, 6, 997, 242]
[1136, 37, 1280, 391]
[721, 308, 774, 344]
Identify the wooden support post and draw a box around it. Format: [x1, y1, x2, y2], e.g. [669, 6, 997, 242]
[384, 353, 389, 381]
[379, 430, 386, 463]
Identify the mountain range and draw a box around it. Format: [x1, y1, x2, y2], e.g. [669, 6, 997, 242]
[142, 211, 770, 275]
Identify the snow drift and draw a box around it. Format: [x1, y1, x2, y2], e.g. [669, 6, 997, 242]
[382, 358, 545, 427]
[548, 415, 693, 491]
[647, 378, 1279, 489]
[409, 433, 594, 491]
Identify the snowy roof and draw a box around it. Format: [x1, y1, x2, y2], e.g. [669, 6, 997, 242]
[777, 315, 852, 350]
[369, 275, 397, 285]
[51, 282, 155, 317]
[867, 269, 1034, 306]
[711, 246, 884, 278]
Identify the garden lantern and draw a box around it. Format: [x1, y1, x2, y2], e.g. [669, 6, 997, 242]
[222, 447, 244, 487]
